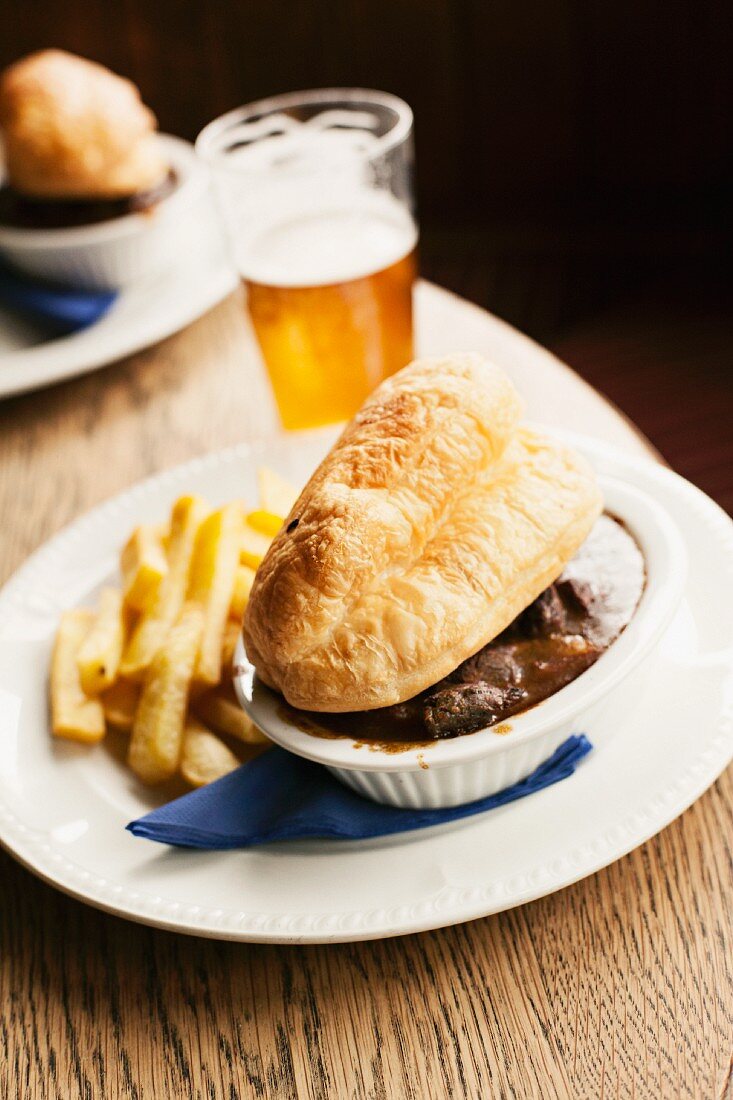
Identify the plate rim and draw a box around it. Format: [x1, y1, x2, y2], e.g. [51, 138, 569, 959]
[0, 435, 731, 943]
[0, 224, 237, 399]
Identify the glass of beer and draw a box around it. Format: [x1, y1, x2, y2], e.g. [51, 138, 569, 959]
[197, 90, 417, 430]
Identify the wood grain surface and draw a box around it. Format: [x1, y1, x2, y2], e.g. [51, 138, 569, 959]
[1, 282, 731, 1099]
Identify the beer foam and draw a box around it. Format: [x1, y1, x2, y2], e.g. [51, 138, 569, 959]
[237, 203, 416, 288]
[215, 125, 416, 288]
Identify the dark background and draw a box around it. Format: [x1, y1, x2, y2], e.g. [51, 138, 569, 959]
[3, 0, 732, 508]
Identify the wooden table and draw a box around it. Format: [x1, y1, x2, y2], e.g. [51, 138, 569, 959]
[1, 282, 731, 1099]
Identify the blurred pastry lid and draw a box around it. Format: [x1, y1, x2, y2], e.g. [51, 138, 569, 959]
[0, 49, 168, 200]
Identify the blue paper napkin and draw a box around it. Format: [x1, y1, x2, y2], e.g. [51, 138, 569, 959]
[0, 261, 116, 334]
[127, 735, 593, 849]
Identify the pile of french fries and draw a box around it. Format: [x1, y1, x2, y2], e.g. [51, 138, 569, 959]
[50, 467, 299, 788]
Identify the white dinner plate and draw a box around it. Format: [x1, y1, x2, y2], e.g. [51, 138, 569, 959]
[0, 432, 731, 943]
[0, 234, 237, 399]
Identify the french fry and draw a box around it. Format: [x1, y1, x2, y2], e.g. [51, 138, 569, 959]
[240, 521, 272, 570]
[121, 524, 168, 612]
[221, 619, 241, 676]
[257, 466, 299, 517]
[101, 678, 140, 731]
[121, 495, 208, 679]
[188, 503, 244, 685]
[154, 520, 170, 547]
[76, 587, 127, 695]
[179, 717, 240, 787]
[246, 509, 284, 538]
[51, 481, 281, 782]
[50, 610, 105, 743]
[229, 563, 256, 621]
[193, 684, 270, 745]
[128, 602, 203, 783]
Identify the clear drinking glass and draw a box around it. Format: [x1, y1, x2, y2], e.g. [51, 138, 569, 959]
[197, 89, 417, 430]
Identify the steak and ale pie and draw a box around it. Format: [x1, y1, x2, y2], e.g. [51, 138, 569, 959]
[0, 50, 175, 229]
[243, 354, 645, 745]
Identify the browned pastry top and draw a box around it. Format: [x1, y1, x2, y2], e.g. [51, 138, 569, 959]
[243, 353, 603, 712]
[0, 50, 168, 200]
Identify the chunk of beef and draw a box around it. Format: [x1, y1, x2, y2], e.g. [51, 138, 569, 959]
[516, 584, 567, 638]
[452, 644, 524, 689]
[422, 683, 527, 739]
[556, 577, 595, 616]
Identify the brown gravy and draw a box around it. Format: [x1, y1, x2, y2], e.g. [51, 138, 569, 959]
[0, 169, 178, 230]
[281, 515, 645, 748]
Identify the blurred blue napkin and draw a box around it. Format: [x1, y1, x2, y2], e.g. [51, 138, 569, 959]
[0, 262, 116, 334]
[127, 735, 593, 849]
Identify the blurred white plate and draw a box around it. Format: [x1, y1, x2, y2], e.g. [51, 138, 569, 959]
[0, 433, 731, 943]
[0, 234, 237, 399]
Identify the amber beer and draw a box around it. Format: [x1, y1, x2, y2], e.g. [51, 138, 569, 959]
[241, 209, 417, 430]
[197, 90, 418, 428]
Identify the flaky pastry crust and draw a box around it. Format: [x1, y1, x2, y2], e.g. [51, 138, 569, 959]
[0, 50, 167, 199]
[243, 354, 603, 711]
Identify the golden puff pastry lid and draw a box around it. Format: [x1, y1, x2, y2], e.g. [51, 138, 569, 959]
[243, 354, 603, 712]
[0, 50, 168, 199]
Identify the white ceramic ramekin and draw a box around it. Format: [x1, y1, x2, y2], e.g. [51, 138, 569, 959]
[234, 475, 687, 808]
[0, 134, 220, 290]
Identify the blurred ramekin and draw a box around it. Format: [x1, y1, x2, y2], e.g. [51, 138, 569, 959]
[0, 134, 219, 290]
[234, 474, 687, 808]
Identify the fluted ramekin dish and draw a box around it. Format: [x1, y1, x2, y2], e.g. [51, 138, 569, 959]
[0, 135, 219, 290]
[234, 475, 687, 808]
